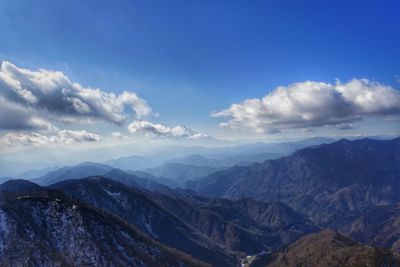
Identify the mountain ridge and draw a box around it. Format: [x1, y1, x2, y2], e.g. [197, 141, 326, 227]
[188, 137, 400, 225]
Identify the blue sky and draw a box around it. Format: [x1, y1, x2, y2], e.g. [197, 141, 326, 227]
[0, 0, 399, 150]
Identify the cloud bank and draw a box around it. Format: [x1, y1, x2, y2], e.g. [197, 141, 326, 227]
[128, 120, 207, 139]
[0, 130, 102, 147]
[0, 61, 151, 131]
[212, 79, 400, 133]
[0, 98, 57, 131]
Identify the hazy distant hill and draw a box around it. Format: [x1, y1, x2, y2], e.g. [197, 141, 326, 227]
[103, 168, 178, 194]
[32, 161, 113, 185]
[105, 155, 162, 171]
[0, 137, 336, 178]
[30, 162, 177, 191]
[169, 152, 282, 168]
[16, 166, 59, 180]
[143, 153, 283, 185]
[145, 162, 222, 183]
[102, 137, 336, 173]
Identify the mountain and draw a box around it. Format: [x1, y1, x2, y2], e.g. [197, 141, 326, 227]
[145, 162, 222, 183]
[103, 168, 177, 195]
[50, 176, 316, 264]
[204, 137, 336, 158]
[0, 137, 337, 178]
[215, 153, 283, 167]
[4, 137, 398, 266]
[170, 154, 217, 167]
[16, 166, 58, 180]
[218, 198, 318, 245]
[33, 161, 113, 185]
[0, 179, 43, 193]
[105, 155, 162, 171]
[188, 138, 400, 225]
[170, 153, 282, 168]
[50, 177, 237, 266]
[152, 194, 317, 255]
[330, 204, 400, 252]
[102, 137, 335, 174]
[0, 185, 205, 267]
[167, 137, 336, 168]
[0, 177, 13, 184]
[31, 162, 176, 192]
[143, 152, 288, 186]
[143, 153, 285, 185]
[248, 230, 400, 267]
[126, 170, 180, 188]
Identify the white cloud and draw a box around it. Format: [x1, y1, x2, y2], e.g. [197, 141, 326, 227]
[0, 130, 102, 147]
[57, 130, 102, 143]
[212, 79, 400, 134]
[128, 120, 208, 139]
[0, 97, 57, 131]
[111, 131, 128, 139]
[0, 61, 151, 130]
[0, 132, 57, 147]
[336, 123, 355, 130]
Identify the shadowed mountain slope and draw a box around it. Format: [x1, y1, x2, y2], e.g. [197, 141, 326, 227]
[188, 138, 400, 225]
[249, 230, 400, 267]
[50, 177, 237, 266]
[0, 187, 206, 267]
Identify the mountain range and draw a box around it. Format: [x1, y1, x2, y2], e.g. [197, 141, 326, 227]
[0, 176, 318, 266]
[1, 137, 400, 266]
[187, 138, 400, 225]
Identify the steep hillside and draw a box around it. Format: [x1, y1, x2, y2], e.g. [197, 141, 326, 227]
[331, 204, 400, 252]
[0, 188, 205, 267]
[188, 138, 400, 224]
[249, 230, 400, 267]
[153, 194, 317, 254]
[50, 177, 237, 266]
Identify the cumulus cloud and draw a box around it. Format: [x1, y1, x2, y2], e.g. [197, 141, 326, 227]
[0, 130, 102, 147]
[57, 130, 102, 143]
[0, 98, 57, 131]
[336, 123, 355, 130]
[128, 120, 208, 139]
[212, 79, 400, 133]
[0, 61, 151, 130]
[111, 131, 128, 139]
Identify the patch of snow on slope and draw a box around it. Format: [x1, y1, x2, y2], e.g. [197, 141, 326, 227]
[143, 215, 158, 239]
[101, 186, 121, 198]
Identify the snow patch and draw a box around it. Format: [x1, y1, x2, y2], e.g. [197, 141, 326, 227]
[144, 222, 158, 239]
[101, 186, 121, 198]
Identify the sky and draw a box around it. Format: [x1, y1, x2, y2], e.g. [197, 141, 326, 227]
[0, 0, 399, 153]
